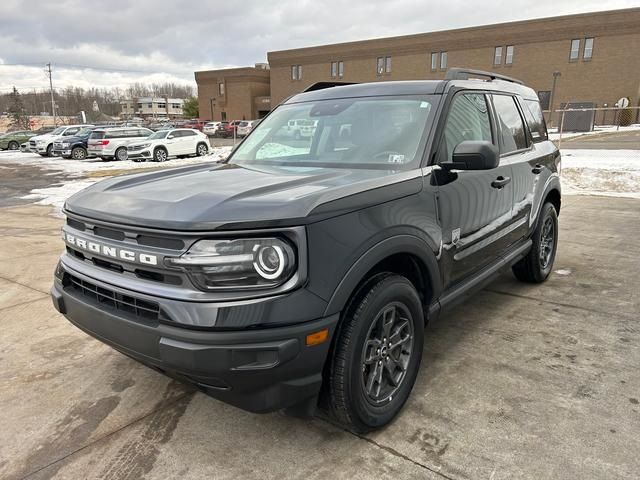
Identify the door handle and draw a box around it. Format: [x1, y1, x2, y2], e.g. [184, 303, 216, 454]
[532, 164, 543, 174]
[491, 176, 511, 189]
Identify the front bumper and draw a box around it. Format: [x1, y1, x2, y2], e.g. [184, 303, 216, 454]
[51, 265, 338, 413]
[127, 150, 152, 161]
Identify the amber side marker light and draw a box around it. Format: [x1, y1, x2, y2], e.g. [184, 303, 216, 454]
[306, 329, 329, 346]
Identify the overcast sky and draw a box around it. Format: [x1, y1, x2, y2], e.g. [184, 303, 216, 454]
[1, 0, 637, 93]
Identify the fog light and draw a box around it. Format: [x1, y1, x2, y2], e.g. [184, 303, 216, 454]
[306, 329, 329, 346]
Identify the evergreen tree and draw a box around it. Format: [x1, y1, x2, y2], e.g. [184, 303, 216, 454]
[8, 87, 30, 130]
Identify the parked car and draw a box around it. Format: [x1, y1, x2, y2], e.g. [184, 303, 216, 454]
[20, 142, 29, 153]
[284, 119, 317, 139]
[182, 120, 206, 131]
[52, 69, 561, 432]
[127, 128, 210, 162]
[52, 127, 100, 160]
[87, 127, 154, 161]
[148, 122, 174, 131]
[0, 130, 37, 150]
[236, 120, 259, 137]
[203, 121, 222, 136]
[29, 124, 94, 156]
[220, 120, 243, 138]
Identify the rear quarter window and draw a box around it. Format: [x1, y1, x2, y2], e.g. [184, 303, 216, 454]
[522, 100, 548, 142]
[90, 131, 105, 139]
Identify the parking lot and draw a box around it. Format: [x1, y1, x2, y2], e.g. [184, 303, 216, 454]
[0, 125, 639, 479]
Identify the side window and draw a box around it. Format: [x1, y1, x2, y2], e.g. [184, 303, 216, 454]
[491, 95, 528, 153]
[182, 130, 197, 137]
[64, 128, 79, 136]
[521, 100, 548, 143]
[441, 93, 492, 163]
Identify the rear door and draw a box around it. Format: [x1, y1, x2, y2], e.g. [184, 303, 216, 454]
[489, 94, 540, 244]
[434, 91, 515, 287]
[180, 130, 198, 153]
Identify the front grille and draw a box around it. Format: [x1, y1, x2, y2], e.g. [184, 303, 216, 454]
[64, 273, 161, 322]
[29, 140, 36, 146]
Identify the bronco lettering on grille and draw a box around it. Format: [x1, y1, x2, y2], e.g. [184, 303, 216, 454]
[62, 231, 158, 265]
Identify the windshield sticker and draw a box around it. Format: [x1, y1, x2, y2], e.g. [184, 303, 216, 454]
[388, 154, 405, 164]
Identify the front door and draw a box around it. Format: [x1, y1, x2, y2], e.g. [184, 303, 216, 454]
[433, 92, 515, 288]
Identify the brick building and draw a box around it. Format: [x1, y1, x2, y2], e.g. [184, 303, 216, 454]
[196, 8, 640, 124]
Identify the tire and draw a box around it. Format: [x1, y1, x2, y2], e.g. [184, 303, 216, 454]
[8, 141, 19, 150]
[327, 274, 424, 433]
[45, 144, 53, 157]
[71, 146, 87, 160]
[512, 202, 559, 283]
[115, 147, 128, 162]
[153, 147, 168, 162]
[196, 143, 208, 156]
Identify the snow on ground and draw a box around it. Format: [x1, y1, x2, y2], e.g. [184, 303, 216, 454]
[548, 124, 640, 141]
[561, 149, 640, 198]
[0, 148, 233, 212]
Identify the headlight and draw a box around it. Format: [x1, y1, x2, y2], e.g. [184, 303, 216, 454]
[137, 143, 151, 148]
[62, 142, 70, 147]
[165, 237, 296, 291]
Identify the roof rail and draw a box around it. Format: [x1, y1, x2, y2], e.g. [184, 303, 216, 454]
[445, 68, 524, 85]
[303, 81, 357, 92]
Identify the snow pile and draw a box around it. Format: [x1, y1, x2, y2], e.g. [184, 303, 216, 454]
[0, 147, 232, 177]
[561, 149, 640, 198]
[22, 180, 100, 212]
[548, 124, 640, 141]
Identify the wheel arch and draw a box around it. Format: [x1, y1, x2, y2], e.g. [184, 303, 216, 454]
[323, 235, 442, 322]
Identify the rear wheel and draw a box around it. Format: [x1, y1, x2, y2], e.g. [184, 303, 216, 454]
[153, 147, 168, 162]
[71, 146, 87, 160]
[512, 202, 558, 283]
[327, 274, 424, 433]
[196, 143, 208, 156]
[8, 141, 19, 150]
[115, 147, 128, 162]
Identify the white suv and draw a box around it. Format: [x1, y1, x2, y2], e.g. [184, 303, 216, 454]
[87, 127, 153, 161]
[127, 128, 210, 162]
[29, 124, 94, 156]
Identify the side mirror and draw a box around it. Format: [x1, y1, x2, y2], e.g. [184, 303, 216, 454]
[445, 141, 499, 170]
[167, 134, 174, 139]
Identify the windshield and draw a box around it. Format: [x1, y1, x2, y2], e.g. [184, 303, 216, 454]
[149, 130, 169, 139]
[76, 128, 93, 137]
[50, 127, 66, 135]
[229, 95, 437, 170]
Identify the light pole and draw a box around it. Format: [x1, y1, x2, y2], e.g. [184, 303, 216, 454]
[549, 71, 561, 127]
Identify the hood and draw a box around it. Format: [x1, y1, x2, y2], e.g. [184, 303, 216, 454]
[31, 133, 60, 142]
[65, 162, 422, 231]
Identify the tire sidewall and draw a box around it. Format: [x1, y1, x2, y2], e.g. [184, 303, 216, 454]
[340, 276, 424, 430]
[532, 203, 558, 280]
[8, 141, 19, 150]
[72, 147, 86, 160]
[115, 147, 127, 161]
[154, 148, 167, 162]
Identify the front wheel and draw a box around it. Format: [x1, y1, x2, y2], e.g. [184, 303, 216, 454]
[115, 147, 128, 162]
[71, 146, 87, 160]
[45, 144, 53, 157]
[327, 274, 424, 433]
[512, 202, 558, 283]
[153, 147, 168, 162]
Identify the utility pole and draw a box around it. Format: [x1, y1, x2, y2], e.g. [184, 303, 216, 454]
[46, 63, 57, 125]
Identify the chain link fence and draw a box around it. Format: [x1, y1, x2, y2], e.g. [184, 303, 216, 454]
[548, 106, 640, 198]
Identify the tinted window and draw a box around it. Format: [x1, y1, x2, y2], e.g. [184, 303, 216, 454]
[441, 93, 492, 163]
[492, 95, 527, 153]
[522, 100, 548, 142]
[64, 127, 79, 136]
[182, 130, 197, 136]
[105, 130, 125, 139]
[90, 131, 105, 140]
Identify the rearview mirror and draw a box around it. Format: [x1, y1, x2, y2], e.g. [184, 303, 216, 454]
[444, 141, 499, 170]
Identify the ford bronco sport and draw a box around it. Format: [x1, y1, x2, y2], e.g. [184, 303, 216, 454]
[51, 69, 561, 432]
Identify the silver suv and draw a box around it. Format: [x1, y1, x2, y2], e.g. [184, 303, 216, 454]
[87, 127, 153, 161]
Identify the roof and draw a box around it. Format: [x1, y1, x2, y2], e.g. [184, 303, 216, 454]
[284, 77, 538, 104]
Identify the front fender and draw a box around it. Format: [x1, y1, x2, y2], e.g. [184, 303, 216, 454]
[323, 234, 442, 317]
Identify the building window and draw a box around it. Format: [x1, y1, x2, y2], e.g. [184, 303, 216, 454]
[377, 56, 391, 74]
[583, 37, 594, 60]
[331, 61, 344, 78]
[431, 52, 438, 71]
[505, 45, 514, 65]
[494, 46, 503, 65]
[440, 51, 448, 70]
[291, 65, 302, 80]
[569, 39, 580, 61]
[218, 82, 225, 95]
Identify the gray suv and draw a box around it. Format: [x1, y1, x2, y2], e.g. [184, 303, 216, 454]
[52, 69, 561, 432]
[87, 127, 153, 161]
